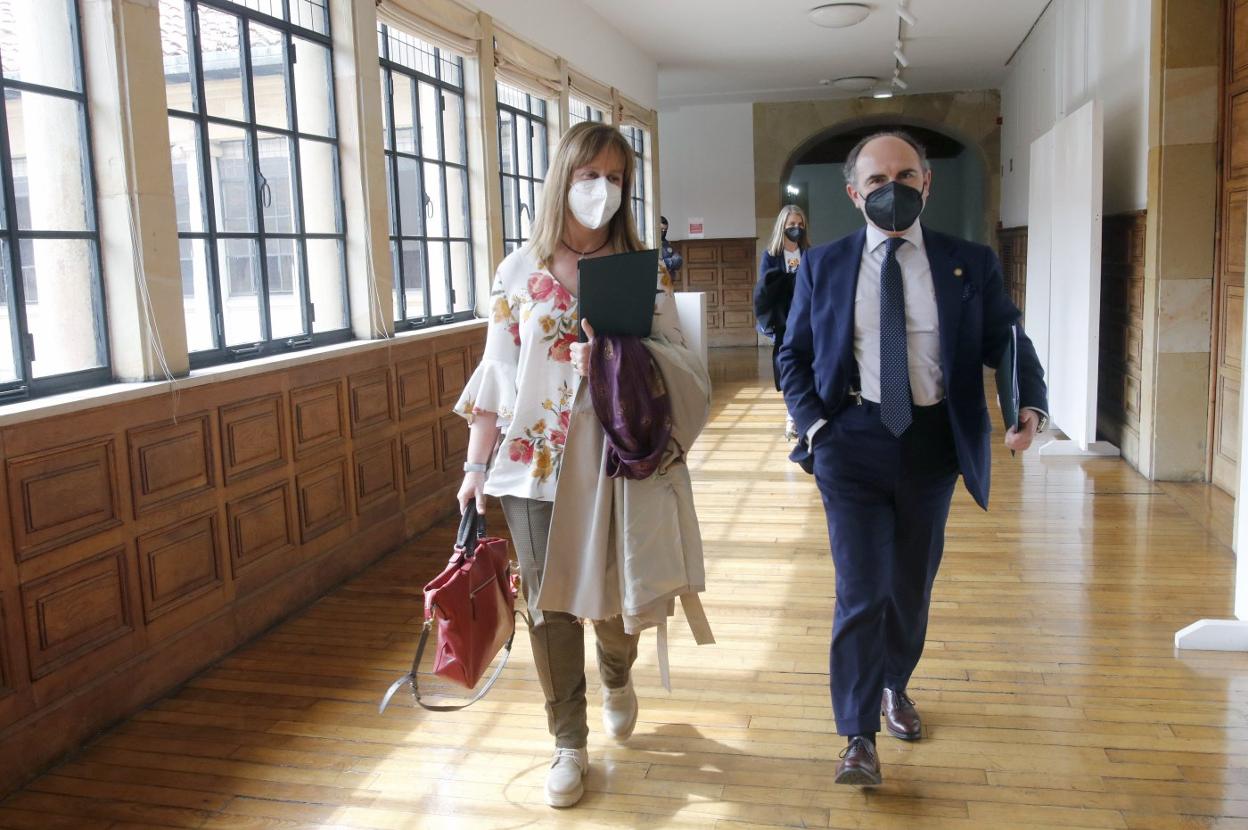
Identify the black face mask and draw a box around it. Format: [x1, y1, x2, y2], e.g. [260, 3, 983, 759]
[862, 181, 925, 232]
[784, 226, 805, 243]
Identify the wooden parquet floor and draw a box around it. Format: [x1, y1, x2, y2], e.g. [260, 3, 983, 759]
[4, 347, 1248, 829]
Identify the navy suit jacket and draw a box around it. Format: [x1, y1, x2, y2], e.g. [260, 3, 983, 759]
[777, 225, 1047, 510]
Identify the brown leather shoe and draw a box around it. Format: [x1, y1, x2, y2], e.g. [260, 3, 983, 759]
[882, 688, 922, 740]
[834, 736, 882, 786]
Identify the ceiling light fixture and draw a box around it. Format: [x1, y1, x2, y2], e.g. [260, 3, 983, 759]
[872, 89, 895, 99]
[831, 75, 880, 91]
[893, 76, 909, 90]
[897, 5, 916, 26]
[893, 48, 911, 67]
[808, 2, 872, 29]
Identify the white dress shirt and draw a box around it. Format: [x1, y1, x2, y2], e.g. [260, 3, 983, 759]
[854, 222, 944, 406]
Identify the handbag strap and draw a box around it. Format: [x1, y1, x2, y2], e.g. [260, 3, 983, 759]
[378, 611, 521, 714]
[455, 501, 487, 552]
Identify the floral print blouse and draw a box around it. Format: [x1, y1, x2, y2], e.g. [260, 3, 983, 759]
[454, 245, 684, 502]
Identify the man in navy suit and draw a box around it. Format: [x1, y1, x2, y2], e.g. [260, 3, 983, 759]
[778, 132, 1048, 786]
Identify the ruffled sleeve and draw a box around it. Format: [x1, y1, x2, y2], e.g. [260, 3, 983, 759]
[455, 268, 521, 427]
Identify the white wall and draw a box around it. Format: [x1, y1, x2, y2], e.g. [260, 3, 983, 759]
[469, 0, 658, 109]
[1000, 0, 1150, 226]
[657, 103, 757, 240]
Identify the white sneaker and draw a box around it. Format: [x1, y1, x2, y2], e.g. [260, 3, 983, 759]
[545, 746, 588, 808]
[601, 679, 638, 741]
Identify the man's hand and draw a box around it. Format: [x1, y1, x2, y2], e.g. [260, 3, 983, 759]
[1005, 408, 1040, 454]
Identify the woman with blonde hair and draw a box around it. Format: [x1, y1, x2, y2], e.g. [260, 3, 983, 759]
[453, 121, 712, 808]
[755, 204, 810, 439]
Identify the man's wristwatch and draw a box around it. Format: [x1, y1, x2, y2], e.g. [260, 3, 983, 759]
[463, 462, 488, 473]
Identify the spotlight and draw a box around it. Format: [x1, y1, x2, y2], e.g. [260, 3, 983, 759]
[893, 76, 909, 90]
[873, 89, 894, 99]
[893, 49, 910, 67]
[898, 5, 916, 26]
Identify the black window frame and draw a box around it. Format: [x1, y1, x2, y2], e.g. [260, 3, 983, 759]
[621, 124, 648, 244]
[378, 24, 475, 331]
[496, 82, 548, 256]
[164, 0, 352, 370]
[0, 0, 111, 403]
[568, 96, 604, 127]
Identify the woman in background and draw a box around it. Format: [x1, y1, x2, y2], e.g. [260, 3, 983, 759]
[755, 204, 810, 439]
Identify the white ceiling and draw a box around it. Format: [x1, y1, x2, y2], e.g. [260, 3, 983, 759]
[579, 0, 1050, 107]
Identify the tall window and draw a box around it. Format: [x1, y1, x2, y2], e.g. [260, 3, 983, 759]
[568, 96, 604, 127]
[160, 0, 350, 366]
[621, 124, 648, 243]
[379, 24, 474, 328]
[496, 82, 548, 255]
[0, 0, 109, 400]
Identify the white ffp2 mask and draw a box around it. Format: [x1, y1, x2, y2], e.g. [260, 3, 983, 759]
[567, 177, 622, 230]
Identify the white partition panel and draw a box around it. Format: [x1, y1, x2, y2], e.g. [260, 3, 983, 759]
[673, 292, 709, 371]
[1048, 100, 1104, 450]
[1025, 130, 1056, 375]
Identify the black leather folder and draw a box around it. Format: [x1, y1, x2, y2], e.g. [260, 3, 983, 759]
[576, 249, 658, 342]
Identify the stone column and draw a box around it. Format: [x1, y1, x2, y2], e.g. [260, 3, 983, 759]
[80, 0, 190, 380]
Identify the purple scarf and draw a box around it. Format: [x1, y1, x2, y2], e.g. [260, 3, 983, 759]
[588, 335, 673, 480]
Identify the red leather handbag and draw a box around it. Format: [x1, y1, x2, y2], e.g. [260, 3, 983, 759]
[380, 501, 519, 712]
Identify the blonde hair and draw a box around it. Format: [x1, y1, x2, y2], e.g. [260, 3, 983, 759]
[766, 205, 810, 257]
[529, 121, 644, 267]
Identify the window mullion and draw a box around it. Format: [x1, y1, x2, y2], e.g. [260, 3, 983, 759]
[284, 31, 311, 337]
[436, 89, 453, 315]
[0, 88, 28, 384]
[240, 20, 271, 343]
[187, 2, 225, 351]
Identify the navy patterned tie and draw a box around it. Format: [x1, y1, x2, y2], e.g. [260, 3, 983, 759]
[879, 237, 912, 437]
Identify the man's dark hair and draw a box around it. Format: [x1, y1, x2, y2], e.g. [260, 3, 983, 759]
[660, 215, 668, 224]
[842, 130, 931, 185]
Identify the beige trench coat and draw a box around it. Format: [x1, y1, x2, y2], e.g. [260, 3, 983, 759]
[534, 334, 715, 688]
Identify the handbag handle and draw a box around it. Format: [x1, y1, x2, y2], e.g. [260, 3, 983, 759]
[377, 612, 520, 713]
[455, 500, 487, 552]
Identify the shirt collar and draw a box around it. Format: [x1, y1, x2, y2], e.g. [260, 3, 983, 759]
[866, 221, 925, 254]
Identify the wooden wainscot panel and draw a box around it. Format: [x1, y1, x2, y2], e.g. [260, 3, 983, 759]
[7, 437, 122, 561]
[438, 414, 469, 471]
[296, 458, 350, 543]
[226, 481, 297, 590]
[21, 546, 134, 681]
[401, 424, 439, 492]
[290, 380, 347, 460]
[0, 590, 28, 730]
[220, 394, 288, 484]
[721, 267, 753, 285]
[136, 511, 224, 630]
[354, 437, 400, 515]
[470, 341, 486, 366]
[128, 414, 215, 517]
[721, 287, 752, 308]
[396, 356, 435, 420]
[436, 348, 469, 407]
[685, 245, 717, 265]
[349, 367, 396, 437]
[721, 241, 753, 263]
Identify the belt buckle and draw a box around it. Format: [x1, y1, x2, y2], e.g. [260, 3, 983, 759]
[849, 389, 863, 406]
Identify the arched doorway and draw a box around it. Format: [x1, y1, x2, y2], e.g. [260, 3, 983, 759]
[780, 121, 989, 246]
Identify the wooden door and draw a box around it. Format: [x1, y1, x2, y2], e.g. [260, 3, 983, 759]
[673, 238, 759, 347]
[1212, 0, 1248, 492]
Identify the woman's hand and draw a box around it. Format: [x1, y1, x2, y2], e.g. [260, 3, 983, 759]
[570, 319, 595, 378]
[457, 472, 486, 514]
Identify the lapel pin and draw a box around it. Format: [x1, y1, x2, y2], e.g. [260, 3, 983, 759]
[953, 267, 964, 279]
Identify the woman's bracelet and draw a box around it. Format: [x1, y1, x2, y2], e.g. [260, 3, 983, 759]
[463, 462, 488, 473]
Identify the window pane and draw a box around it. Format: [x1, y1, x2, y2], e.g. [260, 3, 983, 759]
[258, 134, 295, 234]
[447, 167, 469, 239]
[219, 238, 262, 345]
[181, 238, 216, 353]
[501, 175, 516, 240]
[418, 82, 439, 160]
[384, 155, 396, 235]
[266, 238, 304, 339]
[498, 109, 515, 175]
[161, 0, 196, 112]
[25, 238, 104, 378]
[0, 241, 19, 382]
[250, 22, 289, 130]
[395, 156, 423, 237]
[400, 241, 425, 320]
[298, 139, 340, 235]
[0, 0, 79, 91]
[390, 240, 400, 316]
[8, 92, 91, 232]
[520, 181, 535, 240]
[531, 121, 548, 177]
[198, 6, 246, 121]
[306, 238, 346, 332]
[291, 0, 329, 37]
[424, 163, 446, 238]
[391, 73, 415, 153]
[210, 125, 255, 232]
[515, 114, 531, 178]
[169, 117, 207, 233]
[235, 0, 282, 18]
[450, 241, 471, 314]
[292, 37, 334, 137]
[427, 241, 449, 315]
[442, 93, 465, 166]
[379, 71, 391, 151]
